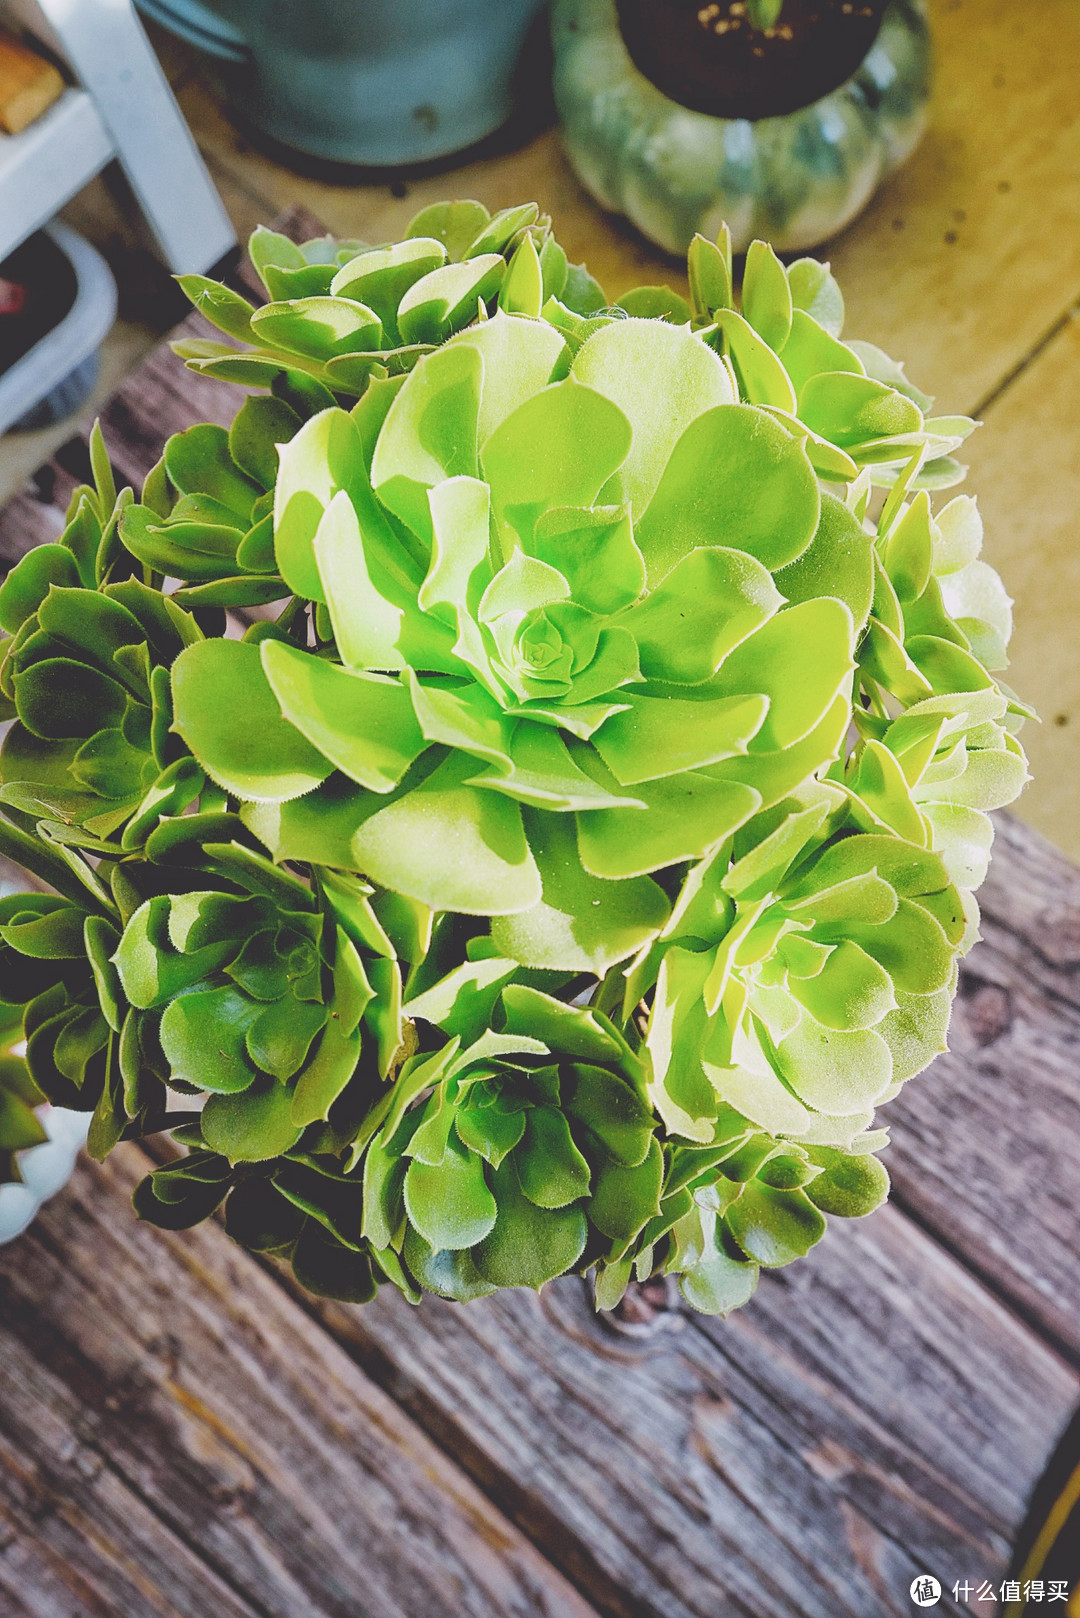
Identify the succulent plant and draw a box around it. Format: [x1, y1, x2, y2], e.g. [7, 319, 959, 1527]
[0, 996, 48, 1183]
[172, 200, 604, 407]
[0, 205, 1029, 1316]
[365, 979, 661, 1299]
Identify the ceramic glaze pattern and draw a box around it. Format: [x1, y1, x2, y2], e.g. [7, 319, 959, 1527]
[552, 0, 931, 255]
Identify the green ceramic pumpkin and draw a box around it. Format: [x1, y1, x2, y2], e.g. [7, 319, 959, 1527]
[552, 0, 931, 256]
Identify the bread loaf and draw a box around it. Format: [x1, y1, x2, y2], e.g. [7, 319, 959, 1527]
[0, 29, 64, 136]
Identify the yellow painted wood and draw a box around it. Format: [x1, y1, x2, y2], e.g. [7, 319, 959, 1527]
[829, 0, 1080, 415]
[0, 27, 63, 135]
[961, 311, 1080, 862]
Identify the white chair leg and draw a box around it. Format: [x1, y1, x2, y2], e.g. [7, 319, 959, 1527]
[7, 0, 236, 274]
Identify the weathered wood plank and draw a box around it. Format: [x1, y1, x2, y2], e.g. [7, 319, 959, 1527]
[293, 1201, 1078, 1618]
[0, 1394, 261, 1618]
[886, 812, 1080, 1359]
[0, 308, 248, 569]
[0, 1148, 602, 1618]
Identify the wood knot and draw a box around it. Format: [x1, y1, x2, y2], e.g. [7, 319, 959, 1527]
[958, 978, 1013, 1047]
[801, 1435, 858, 1482]
[600, 1274, 685, 1339]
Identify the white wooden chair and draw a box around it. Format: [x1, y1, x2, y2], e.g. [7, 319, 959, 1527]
[0, 0, 234, 270]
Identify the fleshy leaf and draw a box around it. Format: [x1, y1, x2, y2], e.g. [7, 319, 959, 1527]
[371, 342, 483, 538]
[274, 408, 366, 602]
[725, 1182, 826, 1266]
[351, 751, 541, 915]
[571, 318, 735, 517]
[261, 639, 425, 793]
[171, 640, 331, 803]
[636, 405, 820, 580]
[159, 986, 261, 1094]
[473, 1156, 587, 1289]
[481, 376, 632, 554]
[203, 1078, 302, 1161]
[404, 1135, 498, 1250]
[491, 810, 669, 972]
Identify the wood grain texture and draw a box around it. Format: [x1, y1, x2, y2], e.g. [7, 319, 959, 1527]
[295, 1204, 1077, 1618]
[0, 308, 243, 567]
[828, 0, 1080, 415]
[0, 1147, 602, 1618]
[886, 812, 1080, 1359]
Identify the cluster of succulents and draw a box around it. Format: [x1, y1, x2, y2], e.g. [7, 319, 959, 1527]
[0, 202, 1028, 1314]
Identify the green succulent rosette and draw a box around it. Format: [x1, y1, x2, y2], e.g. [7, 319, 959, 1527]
[0, 804, 414, 1285]
[0, 877, 123, 1153]
[373, 968, 891, 1312]
[167, 244, 973, 967]
[0, 438, 210, 845]
[630, 786, 959, 1143]
[172, 200, 605, 407]
[0, 205, 1031, 1318]
[117, 404, 301, 612]
[850, 484, 1030, 894]
[360, 978, 659, 1299]
[595, 1105, 892, 1316]
[133, 961, 891, 1310]
[115, 843, 406, 1160]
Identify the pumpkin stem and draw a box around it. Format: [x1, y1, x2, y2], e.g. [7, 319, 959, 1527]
[745, 0, 783, 30]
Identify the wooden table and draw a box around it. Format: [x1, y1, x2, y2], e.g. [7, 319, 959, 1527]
[3, 4, 1080, 1606]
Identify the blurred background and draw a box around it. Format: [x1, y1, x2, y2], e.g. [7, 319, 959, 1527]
[0, 0, 1077, 868]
